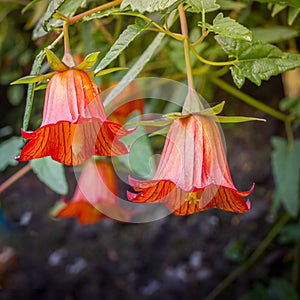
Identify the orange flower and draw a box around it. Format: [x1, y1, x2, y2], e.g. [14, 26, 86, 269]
[54, 160, 134, 224]
[128, 115, 253, 216]
[17, 52, 133, 166]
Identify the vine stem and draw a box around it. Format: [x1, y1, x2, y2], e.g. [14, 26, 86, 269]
[69, 0, 122, 24]
[0, 164, 32, 194]
[210, 76, 288, 122]
[205, 213, 291, 300]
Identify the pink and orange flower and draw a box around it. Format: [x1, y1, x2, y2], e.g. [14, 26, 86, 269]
[128, 114, 253, 216]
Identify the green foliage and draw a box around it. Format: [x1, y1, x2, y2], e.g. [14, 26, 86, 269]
[121, 0, 180, 13]
[0, 136, 23, 171]
[30, 157, 68, 195]
[204, 13, 252, 41]
[271, 137, 300, 217]
[186, 0, 220, 12]
[216, 36, 300, 87]
[94, 19, 148, 74]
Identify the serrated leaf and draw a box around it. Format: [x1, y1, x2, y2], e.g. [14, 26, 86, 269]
[23, 49, 46, 131]
[215, 35, 300, 87]
[94, 20, 148, 74]
[118, 124, 155, 179]
[271, 137, 300, 216]
[95, 67, 128, 77]
[33, 0, 84, 40]
[0, 137, 23, 171]
[74, 52, 100, 71]
[11, 73, 55, 85]
[30, 157, 68, 195]
[252, 26, 298, 43]
[186, 0, 220, 12]
[120, 0, 179, 13]
[204, 13, 252, 41]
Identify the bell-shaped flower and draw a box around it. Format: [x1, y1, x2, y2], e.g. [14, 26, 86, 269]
[53, 160, 134, 224]
[16, 50, 133, 166]
[128, 115, 253, 216]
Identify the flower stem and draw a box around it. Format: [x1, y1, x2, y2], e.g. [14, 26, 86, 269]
[205, 213, 291, 300]
[69, 0, 122, 24]
[62, 22, 75, 67]
[210, 76, 288, 122]
[0, 164, 32, 194]
[178, 3, 194, 90]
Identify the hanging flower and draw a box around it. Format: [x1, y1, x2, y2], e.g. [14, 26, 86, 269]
[15, 50, 134, 166]
[128, 114, 254, 216]
[53, 160, 134, 224]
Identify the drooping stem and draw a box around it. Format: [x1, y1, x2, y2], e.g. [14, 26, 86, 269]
[210, 76, 289, 122]
[62, 22, 75, 67]
[178, 3, 194, 90]
[205, 213, 291, 300]
[0, 164, 32, 194]
[69, 0, 122, 24]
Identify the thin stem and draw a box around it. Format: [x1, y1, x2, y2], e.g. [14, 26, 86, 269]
[69, 0, 122, 24]
[62, 22, 75, 66]
[0, 164, 32, 194]
[210, 76, 288, 122]
[205, 213, 291, 300]
[191, 46, 237, 66]
[285, 117, 295, 145]
[178, 3, 194, 90]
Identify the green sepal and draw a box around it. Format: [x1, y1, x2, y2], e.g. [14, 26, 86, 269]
[74, 52, 100, 71]
[95, 67, 128, 77]
[149, 126, 170, 137]
[11, 72, 55, 85]
[199, 101, 225, 116]
[164, 112, 187, 119]
[45, 48, 69, 72]
[216, 116, 266, 123]
[34, 83, 48, 91]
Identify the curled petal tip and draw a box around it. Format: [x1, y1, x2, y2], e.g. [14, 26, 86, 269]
[246, 200, 251, 210]
[127, 191, 137, 201]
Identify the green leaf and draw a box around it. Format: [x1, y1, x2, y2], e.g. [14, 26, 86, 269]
[33, 0, 84, 40]
[253, 0, 300, 8]
[82, 7, 120, 22]
[118, 124, 155, 179]
[149, 126, 171, 137]
[271, 137, 300, 216]
[0, 136, 23, 171]
[204, 13, 252, 41]
[240, 283, 269, 300]
[74, 52, 100, 71]
[10, 72, 55, 85]
[279, 222, 300, 243]
[252, 26, 298, 43]
[186, 0, 220, 12]
[216, 116, 266, 123]
[94, 20, 148, 74]
[23, 49, 46, 131]
[269, 278, 299, 300]
[215, 35, 300, 87]
[216, 0, 247, 10]
[288, 6, 300, 25]
[120, 0, 179, 13]
[45, 49, 69, 72]
[22, 0, 43, 14]
[30, 157, 68, 195]
[95, 67, 128, 77]
[103, 32, 166, 108]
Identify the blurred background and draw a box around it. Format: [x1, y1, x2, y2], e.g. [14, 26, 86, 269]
[0, 1, 300, 299]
